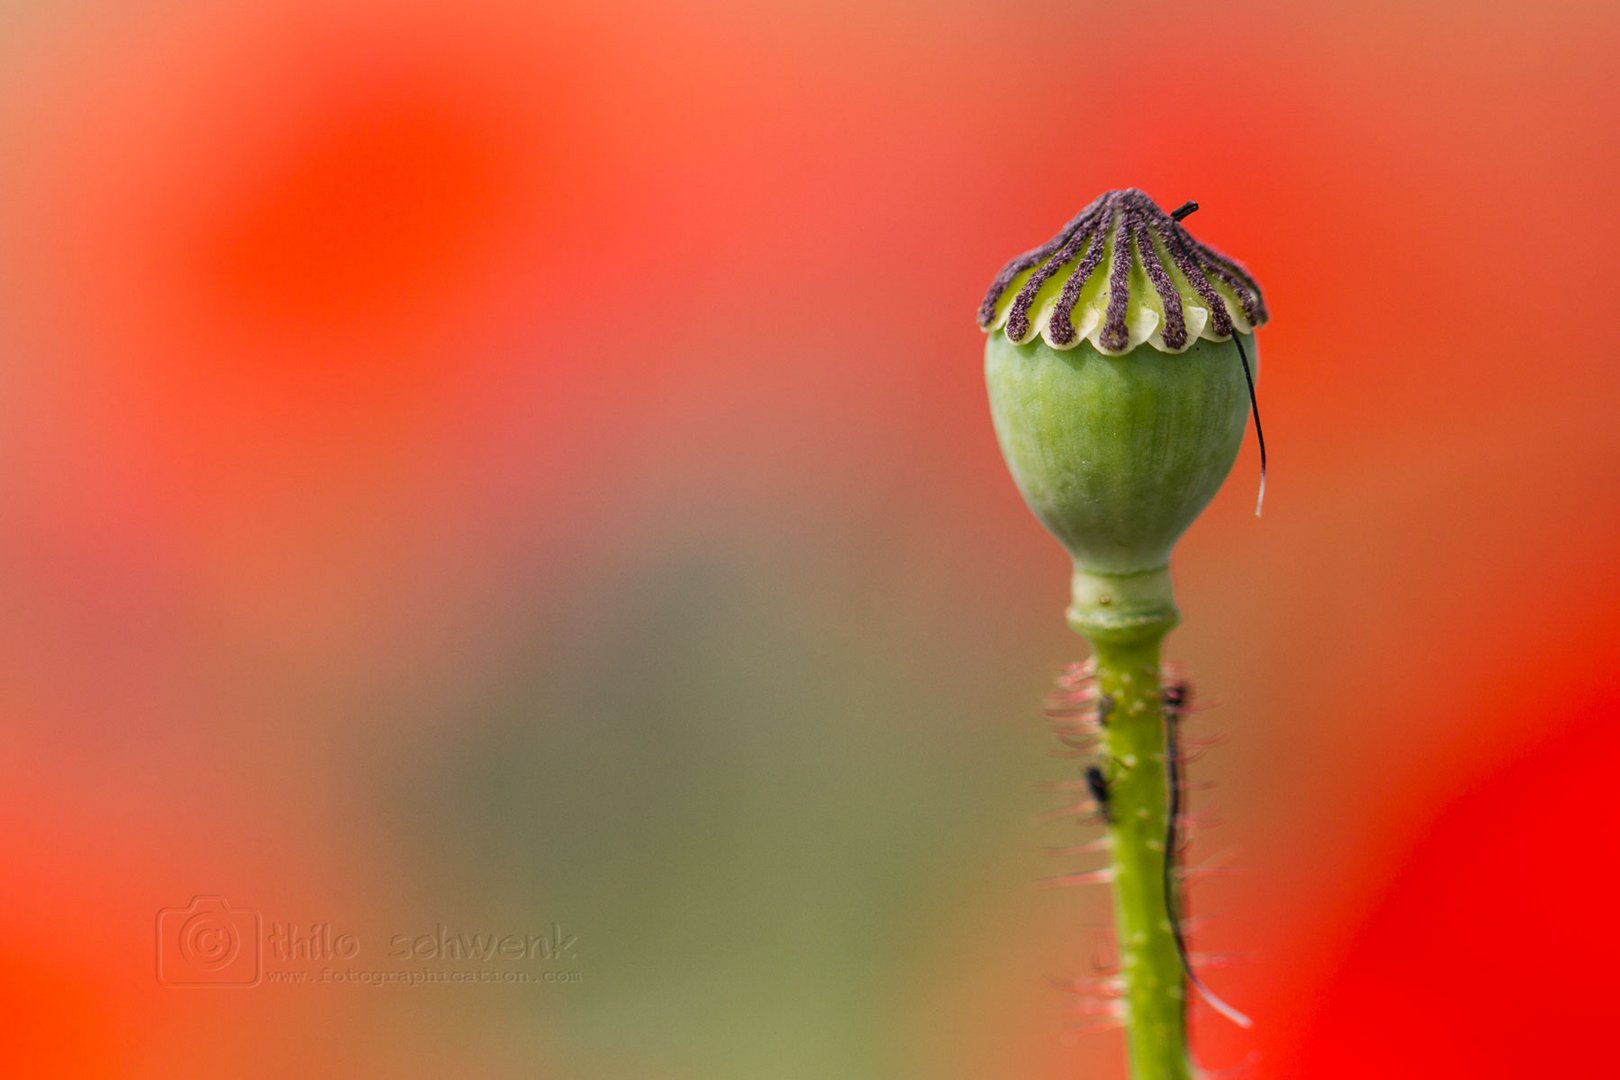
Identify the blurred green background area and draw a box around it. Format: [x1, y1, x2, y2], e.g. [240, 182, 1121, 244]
[404, 544, 1048, 1078]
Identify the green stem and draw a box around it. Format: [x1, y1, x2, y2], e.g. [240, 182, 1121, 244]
[1070, 566, 1189, 1080]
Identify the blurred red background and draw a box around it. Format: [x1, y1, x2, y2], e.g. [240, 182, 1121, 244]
[1, 0, 1617, 1076]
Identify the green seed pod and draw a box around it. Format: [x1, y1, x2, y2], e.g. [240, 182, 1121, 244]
[979, 189, 1268, 645]
[983, 191, 1270, 1078]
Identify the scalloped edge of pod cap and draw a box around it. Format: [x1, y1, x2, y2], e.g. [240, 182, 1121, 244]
[977, 189, 1267, 356]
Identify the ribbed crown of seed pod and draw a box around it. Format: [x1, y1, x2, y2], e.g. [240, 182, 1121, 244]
[977, 188, 1267, 356]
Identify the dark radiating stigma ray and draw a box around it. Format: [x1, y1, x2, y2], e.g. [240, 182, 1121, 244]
[1048, 223, 1110, 346]
[1099, 212, 1135, 352]
[1163, 219, 1234, 337]
[1135, 219, 1187, 350]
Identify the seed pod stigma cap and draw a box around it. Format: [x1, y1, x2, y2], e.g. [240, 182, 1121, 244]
[978, 188, 1266, 354]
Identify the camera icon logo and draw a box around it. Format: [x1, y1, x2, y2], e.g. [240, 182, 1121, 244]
[155, 896, 262, 988]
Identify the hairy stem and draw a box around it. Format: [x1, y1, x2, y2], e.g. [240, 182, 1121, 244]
[1095, 635, 1188, 1080]
[1068, 565, 1188, 1079]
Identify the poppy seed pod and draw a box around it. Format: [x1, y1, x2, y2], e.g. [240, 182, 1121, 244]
[980, 189, 1267, 645]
